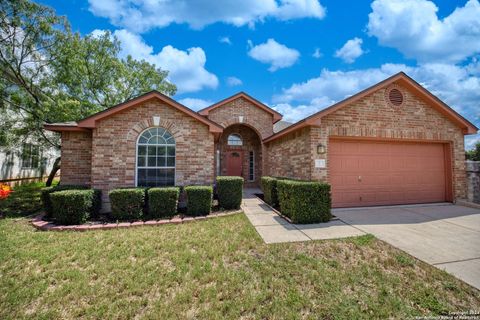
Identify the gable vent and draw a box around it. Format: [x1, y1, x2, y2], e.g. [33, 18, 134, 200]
[389, 88, 403, 106]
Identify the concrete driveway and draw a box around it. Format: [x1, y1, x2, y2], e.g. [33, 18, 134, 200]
[334, 203, 480, 290]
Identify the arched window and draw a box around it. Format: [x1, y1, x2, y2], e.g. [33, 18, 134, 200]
[136, 128, 175, 187]
[227, 134, 243, 146]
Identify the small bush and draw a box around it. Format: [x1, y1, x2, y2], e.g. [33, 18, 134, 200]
[277, 180, 331, 224]
[216, 176, 243, 209]
[41, 185, 89, 217]
[109, 188, 145, 221]
[185, 186, 212, 216]
[147, 187, 180, 219]
[50, 189, 94, 225]
[260, 176, 278, 207]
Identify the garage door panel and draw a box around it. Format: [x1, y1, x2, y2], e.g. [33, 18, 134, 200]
[329, 140, 448, 207]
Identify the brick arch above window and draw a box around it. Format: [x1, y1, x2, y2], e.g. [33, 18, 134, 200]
[126, 117, 182, 144]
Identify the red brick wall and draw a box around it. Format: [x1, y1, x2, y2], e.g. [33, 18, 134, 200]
[206, 97, 274, 139]
[60, 131, 92, 185]
[314, 84, 467, 199]
[90, 98, 215, 210]
[218, 124, 262, 186]
[264, 127, 312, 180]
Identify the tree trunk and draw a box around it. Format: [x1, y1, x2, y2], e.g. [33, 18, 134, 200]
[46, 156, 60, 187]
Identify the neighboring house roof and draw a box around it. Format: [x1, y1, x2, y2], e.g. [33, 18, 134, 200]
[198, 92, 283, 123]
[273, 120, 293, 133]
[44, 91, 223, 134]
[264, 72, 478, 143]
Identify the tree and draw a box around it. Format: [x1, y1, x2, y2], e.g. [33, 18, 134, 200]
[0, 0, 176, 185]
[466, 141, 480, 161]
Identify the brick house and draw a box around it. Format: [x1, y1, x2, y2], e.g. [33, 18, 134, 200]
[45, 72, 478, 210]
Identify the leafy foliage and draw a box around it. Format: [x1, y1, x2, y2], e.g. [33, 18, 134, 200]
[0, 0, 176, 151]
[277, 180, 331, 224]
[50, 189, 94, 225]
[466, 141, 480, 161]
[216, 176, 243, 210]
[109, 188, 145, 221]
[260, 176, 278, 207]
[147, 187, 180, 219]
[40, 184, 89, 218]
[185, 186, 212, 216]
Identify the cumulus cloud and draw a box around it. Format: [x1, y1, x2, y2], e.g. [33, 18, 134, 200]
[248, 38, 300, 71]
[226, 76, 243, 86]
[88, 0, 326, 33]
[102, 29, 218, 93]
[367, 0, 480, 62]
[178, 98, 213, 111]
[335, 37, 364, 63]
[272, 62, 480, 146]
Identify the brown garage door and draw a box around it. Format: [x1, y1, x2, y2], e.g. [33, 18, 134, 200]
[329, 139, 449, 208]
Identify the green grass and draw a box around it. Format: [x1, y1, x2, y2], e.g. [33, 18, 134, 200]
[0, 181, 57, 218]
[0, 214, 478, 319]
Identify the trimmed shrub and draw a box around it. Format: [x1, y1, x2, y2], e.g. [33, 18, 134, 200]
[147, 187, 180, 218]
[109, 188, 145, 221]
[50, 189, 94, 225]
[216, 176, 243, 210]
[260, 176, 278, 207]
[41, 185, 89, 217]
[185, 186, 212, 216]
[277, 180, 331, 224]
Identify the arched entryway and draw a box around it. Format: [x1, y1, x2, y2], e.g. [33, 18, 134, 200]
[216, 124, 262, 187]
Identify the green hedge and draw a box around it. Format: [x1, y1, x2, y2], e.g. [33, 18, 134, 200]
[50, 189, 94, 225]
[216, 176, 243, 210]
[109, 188, 145, 221]
[147, 187, 180, 219]
[277, 180, 331, 224]
[260, 176, 278, 207]
[41, 185, 89, 218]
[185, 186, 212, 216]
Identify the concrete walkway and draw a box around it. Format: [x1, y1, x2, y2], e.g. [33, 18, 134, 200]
[242, 189, 364, 244]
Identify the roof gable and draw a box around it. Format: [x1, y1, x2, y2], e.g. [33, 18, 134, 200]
[198, 92, 283, 123]
[264, 72, 478, 143]
[46, 91, 223, 133]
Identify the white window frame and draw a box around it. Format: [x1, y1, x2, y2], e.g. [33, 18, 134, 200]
[135, 127, 176, 187]
[227, 133, 243, 146]
[21, 143, 40, 169]
[248, 150, 255, 181]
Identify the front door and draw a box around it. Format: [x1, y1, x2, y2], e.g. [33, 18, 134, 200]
[226, 151, 243, 176]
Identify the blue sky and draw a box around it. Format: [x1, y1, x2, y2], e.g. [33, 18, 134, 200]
[40, 0, 480, 148]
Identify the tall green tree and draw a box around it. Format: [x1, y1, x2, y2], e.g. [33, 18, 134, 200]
[466, 141, 480, 161]
[0, 0, 176, 185]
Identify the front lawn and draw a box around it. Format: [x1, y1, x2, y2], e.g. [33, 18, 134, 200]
[0, 181, 57, 218]
[0, 215, 478, 319]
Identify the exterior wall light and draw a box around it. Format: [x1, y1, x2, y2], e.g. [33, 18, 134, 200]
[317, 143, 326, 154]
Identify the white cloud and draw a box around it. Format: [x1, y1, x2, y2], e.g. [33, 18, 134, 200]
[108, 29, 218, 93]
[219, 36, 232, 45]
[367, 0, 480, 62]
[226, 76, 243, 86]
[248, 38, 300, 71]
[335, 37, 364, 63]
[312, 48, 322, 58]
[272, 62, 480, 148]
[178, 98, 213, 111]
[88, 0, 326, 33]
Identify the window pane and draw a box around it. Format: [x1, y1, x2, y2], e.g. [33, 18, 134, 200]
[138, 146, 146, 156]
[149, 136, 158, 144]
[137, 169, 147, 186]
[165, 169, 175, 185]
[157, 156, 166, 167]
[138, 156, 146, 167]
[166, 157, 175, 167]
[228, 134, 242, 146]
[147, 146, 156, 156]
[148, 157, 156, 167]
[157, 146, 166, 156]
[158, 128, 165, 137]
[167, 146, 175, 156]
[143, 129, 152, 138]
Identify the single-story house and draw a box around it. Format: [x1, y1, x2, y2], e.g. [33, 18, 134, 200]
[45, 72, 478, 210]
